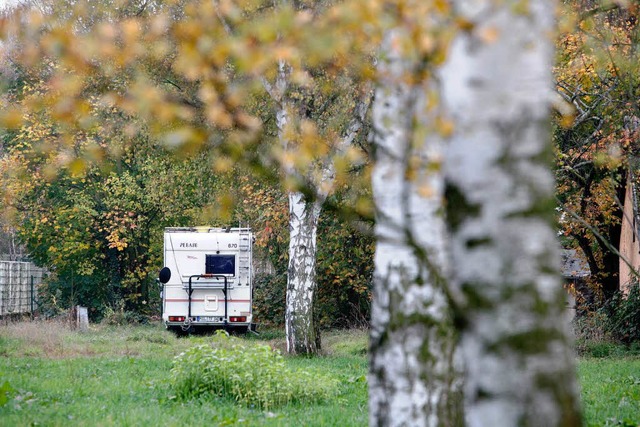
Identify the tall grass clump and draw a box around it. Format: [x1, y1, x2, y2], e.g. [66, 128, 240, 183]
[169, 332, 338, 409]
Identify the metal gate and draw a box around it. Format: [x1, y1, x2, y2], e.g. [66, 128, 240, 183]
[0, 261, 45, 316]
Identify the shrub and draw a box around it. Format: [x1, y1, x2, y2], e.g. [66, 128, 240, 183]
[604, 282, 640, 344]
[169, 332, 338, 409]
[315, 214, 373, 329]
[101, 301, 149, 326]
[252, 273, 286, 327]
[573, 310, 611, 342]
[37, 272, 116, 321]
[580, 341, 627, 358]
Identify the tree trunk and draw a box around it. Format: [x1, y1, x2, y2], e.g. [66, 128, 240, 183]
[285, 191, 322, 354]
[441, 1, 582, 425]
[270, 58, 370, 355]
[277, 94, 324, 355]
[574, 167, 625, 303]
[368, 29, 462, 427]
[599, 171, 625, 300]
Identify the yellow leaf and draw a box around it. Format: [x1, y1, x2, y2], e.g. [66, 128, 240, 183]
[0, 107, 23, 129]
[436, 116, 455, 137]
[478, 26, 500, 44]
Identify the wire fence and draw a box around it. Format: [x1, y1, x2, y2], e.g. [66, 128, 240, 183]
[0, 261, 46, 316]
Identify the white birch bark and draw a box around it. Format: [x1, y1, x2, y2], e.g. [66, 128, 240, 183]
[369, 29, 462, 427]
[440, 1, 582, 425]
[283, 95, 369, 354]
[271, 64, 321, 354]
[271, 57, 371, 354]
[286, 191, 323, 354]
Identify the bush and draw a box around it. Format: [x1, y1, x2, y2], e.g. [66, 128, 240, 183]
[169, 332, 338, 409]
[573, 313, 612, 356]
[101, 301, 149, 326]
[573, 310, 611, 343]
[252, 273, 286, 327]
[315, 214, 373, 329]
[579, 341, 627, 358]
[37, 272, 116, 321]
[604, 282, 640, 344]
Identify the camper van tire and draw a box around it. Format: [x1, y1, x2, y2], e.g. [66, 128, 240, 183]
[230, 326, 249, 334]
[167, 325, 190, 337]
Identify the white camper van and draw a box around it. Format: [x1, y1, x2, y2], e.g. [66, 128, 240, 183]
[158, 227, 254, 334]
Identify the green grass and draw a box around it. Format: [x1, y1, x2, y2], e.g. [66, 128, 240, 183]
[0, 322, 368, 426]
[1, 321, 639, 426]
[579, 358, 640, 427]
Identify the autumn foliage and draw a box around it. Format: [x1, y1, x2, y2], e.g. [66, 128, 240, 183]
[234, 175, 374, 328]
[0, 0, 378, 321]
[555, 1, 640, 303]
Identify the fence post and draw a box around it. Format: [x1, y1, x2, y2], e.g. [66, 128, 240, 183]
[30, 275, 34, 317]
[76, 305, 89, 331]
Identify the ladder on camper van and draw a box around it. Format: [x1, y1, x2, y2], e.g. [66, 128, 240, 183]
[238, 229, 251, 281]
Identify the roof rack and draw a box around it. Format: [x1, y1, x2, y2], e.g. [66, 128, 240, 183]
[164, 227, 252, 233]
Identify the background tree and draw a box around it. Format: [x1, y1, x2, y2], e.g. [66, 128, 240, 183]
[214, 0, 372, 354]
[1, 79, 220, 316]
[555, 0, 640, 304]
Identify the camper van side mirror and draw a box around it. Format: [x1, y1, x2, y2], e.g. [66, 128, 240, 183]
[158, 267, 171, 284]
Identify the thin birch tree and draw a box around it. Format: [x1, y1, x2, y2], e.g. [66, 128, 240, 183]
[256, 19, 372, 355]
[264, 59, 370, 353]
[214, 0, 373, 353]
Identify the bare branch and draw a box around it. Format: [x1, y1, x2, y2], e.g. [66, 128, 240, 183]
[559, 201, 640, 281]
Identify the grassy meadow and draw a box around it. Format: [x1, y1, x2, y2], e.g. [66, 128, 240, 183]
[0, 320, 638, 426]
[0, 321, 367, 426]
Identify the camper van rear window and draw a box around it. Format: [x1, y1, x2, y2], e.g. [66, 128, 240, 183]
[205, 255, 236, 276]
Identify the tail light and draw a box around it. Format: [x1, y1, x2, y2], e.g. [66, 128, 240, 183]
[169, 316, 185, 322]
[230, 316, 247, 323]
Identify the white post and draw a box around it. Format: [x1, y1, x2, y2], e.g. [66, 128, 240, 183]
[76, 306, 89, 331]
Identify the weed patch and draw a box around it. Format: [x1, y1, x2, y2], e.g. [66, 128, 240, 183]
[169, 332, 338, 409]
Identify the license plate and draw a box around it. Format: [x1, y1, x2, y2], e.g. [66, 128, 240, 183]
[196, 316, 220, 322]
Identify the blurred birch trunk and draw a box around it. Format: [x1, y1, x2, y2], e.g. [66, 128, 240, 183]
[441, 1, 583, 425]
[368, 29, 463, 426]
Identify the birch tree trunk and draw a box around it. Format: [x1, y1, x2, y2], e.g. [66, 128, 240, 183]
[270, 60, 322, 355]
[271, 59, 371, 355]
[275, 90, 322, 355]
[441, 1, 582, 425]
[285, 192, 323, 354]
[369, 29, 462, 427]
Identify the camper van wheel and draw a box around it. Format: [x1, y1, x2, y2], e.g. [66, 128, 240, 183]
[230, 326, 249, 335]
[168, 326, 191, 337]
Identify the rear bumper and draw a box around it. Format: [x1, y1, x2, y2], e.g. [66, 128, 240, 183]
[164, 318, 251, 328]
